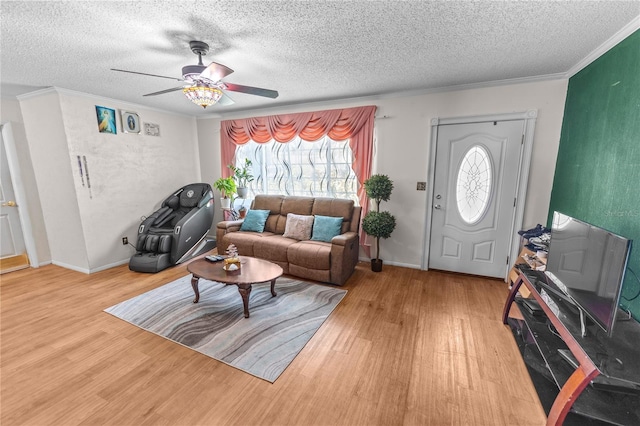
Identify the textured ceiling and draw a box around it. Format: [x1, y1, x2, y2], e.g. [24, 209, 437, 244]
[1, 1, 638, 117]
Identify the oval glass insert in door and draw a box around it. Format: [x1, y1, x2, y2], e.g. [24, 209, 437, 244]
[455, 145, 493, 224]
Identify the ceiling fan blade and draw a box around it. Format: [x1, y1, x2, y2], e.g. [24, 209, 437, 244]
[111, 68, 183, 82]
[143, 86, 185, 97]
[199, 62, 234, 82]
[218, 92, 235, 106]
[224, 83, 279, 99]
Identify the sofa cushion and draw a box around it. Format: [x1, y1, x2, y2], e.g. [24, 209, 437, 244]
[288, 240, 331, 270]
[240, 209, 270, 232]
[254, 235, 298, 262]
[289, 264, 330, 283]
[274, 197, 315, 234]
[222, 231, 275, 256]
[312, 198, 354, 233]
[282, 213, 314, 240]
[253, 195, 284, 233]
[311, 215, 343, 242]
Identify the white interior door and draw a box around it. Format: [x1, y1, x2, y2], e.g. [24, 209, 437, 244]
[1, 128, 29, 273]
[428, 120, 524, 278]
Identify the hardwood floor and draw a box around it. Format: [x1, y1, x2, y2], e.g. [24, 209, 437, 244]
[1, 258, 546, 425]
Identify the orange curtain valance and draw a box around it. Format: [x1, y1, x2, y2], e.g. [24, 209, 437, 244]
[221, 105, 376, 146]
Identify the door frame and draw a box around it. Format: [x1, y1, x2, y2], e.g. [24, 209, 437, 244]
[421, 110, 537, 280]
[1, 122, 39, 268]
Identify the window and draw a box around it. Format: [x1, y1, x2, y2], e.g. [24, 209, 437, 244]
[234, 136, 359, 204]
[456, 145, 492, 224]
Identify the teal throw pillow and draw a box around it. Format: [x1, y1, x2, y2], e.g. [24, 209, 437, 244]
[311, 215, 343, 242]
[240, 209, 270, 232]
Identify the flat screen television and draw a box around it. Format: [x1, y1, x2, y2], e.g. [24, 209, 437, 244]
[543, 211, 632, 337]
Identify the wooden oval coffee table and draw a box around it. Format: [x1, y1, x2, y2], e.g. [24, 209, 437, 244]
[187, 256, 283, 318]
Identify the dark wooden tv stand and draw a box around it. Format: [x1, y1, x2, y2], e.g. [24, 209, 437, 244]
[503, 268, 640, 426]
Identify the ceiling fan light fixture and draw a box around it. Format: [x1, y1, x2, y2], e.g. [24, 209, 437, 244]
[113, 40, 275, 108]
[183, 85, 223, 108]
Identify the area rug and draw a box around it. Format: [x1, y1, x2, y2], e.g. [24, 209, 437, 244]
[104, 275, 346, 382]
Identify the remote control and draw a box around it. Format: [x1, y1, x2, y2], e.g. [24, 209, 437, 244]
[205, 255, 223, 262]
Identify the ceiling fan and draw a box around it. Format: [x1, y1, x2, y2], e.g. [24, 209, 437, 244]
[111, 40, 279, 108]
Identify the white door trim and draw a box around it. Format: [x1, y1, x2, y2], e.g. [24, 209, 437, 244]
[1, 122, 39, 268]
[421, 110, 537, 280]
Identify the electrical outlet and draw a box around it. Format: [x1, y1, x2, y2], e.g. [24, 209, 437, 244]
[417, 182, 427, 191]
[122, 237, 128, 245]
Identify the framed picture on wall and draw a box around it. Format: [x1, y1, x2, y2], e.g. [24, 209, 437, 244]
[95, 106, 117, 134]
[144, 122, 160, 137]
[121, 111, 140, 134]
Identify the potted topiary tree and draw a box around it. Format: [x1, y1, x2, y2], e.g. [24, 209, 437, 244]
[361, 174, 396, 272]
[213, 177, 236, 209]
[228, 158, 254, 198]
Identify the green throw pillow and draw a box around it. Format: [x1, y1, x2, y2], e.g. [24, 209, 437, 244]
[311, 215, 343, 242]
[240, 209, 270, 232]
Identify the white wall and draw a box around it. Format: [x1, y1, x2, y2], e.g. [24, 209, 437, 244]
[5, 78, 567, 273]
[18, 88, 201, 272]
[19, 91, 89, 271]
[0, 98, 51, 265]
[196, 118, 223, 228]
[198, 79, 568, 268]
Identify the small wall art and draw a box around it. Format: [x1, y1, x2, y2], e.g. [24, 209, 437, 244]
[144, 122, 160, 137]
[95, 106, 117, 134]
[121, 111, 140, 134]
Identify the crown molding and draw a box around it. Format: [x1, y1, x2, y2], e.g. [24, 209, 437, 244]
[196, 113, 223, 120]
[399, 73, 568, 98]
[566, 15, 640, 78]
[217, 72, 567, 119]
[17, 86, 195, 119]
[15, 86, 58, 100]
[13, 69, 568, 122]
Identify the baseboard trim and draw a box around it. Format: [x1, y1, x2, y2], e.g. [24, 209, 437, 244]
[51, 258, 130, 274]
[90, 259, 129, 273]
[52, 261, 90, 274]
[358, 257, 421, 270]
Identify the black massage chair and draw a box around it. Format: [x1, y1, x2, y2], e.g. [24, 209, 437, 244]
[129, 183, 216, 273]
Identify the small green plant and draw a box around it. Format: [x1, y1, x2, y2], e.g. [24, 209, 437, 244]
[213, 177, 236, 199]
[228, 158, 254, 188]
[361, 174, 396, 267]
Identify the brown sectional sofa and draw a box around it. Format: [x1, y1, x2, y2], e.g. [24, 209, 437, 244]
[216, 195, 361, 285]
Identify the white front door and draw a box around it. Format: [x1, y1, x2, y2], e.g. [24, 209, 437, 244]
[428, 120, 524, 278]
[1, 127, 29, 273]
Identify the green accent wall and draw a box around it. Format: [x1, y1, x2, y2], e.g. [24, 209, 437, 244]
[548, 30, 640, 320]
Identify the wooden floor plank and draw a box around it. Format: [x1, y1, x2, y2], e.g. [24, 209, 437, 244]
[0, 259, 546, 425]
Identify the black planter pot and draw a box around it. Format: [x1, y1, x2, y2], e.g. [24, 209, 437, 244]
[371, 258, 383, 272]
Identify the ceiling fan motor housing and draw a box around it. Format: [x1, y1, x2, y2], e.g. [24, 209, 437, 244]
[182, 64, 207, 82]
[183, 40, 210, 82]
[189, 40, 209, 56]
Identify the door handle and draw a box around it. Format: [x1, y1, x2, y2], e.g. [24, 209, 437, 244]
[434, 204, 441, 209]
[2, 200, 17, 207]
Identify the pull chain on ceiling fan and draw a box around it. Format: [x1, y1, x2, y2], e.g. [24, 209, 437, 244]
[111, 40, 279, 108]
